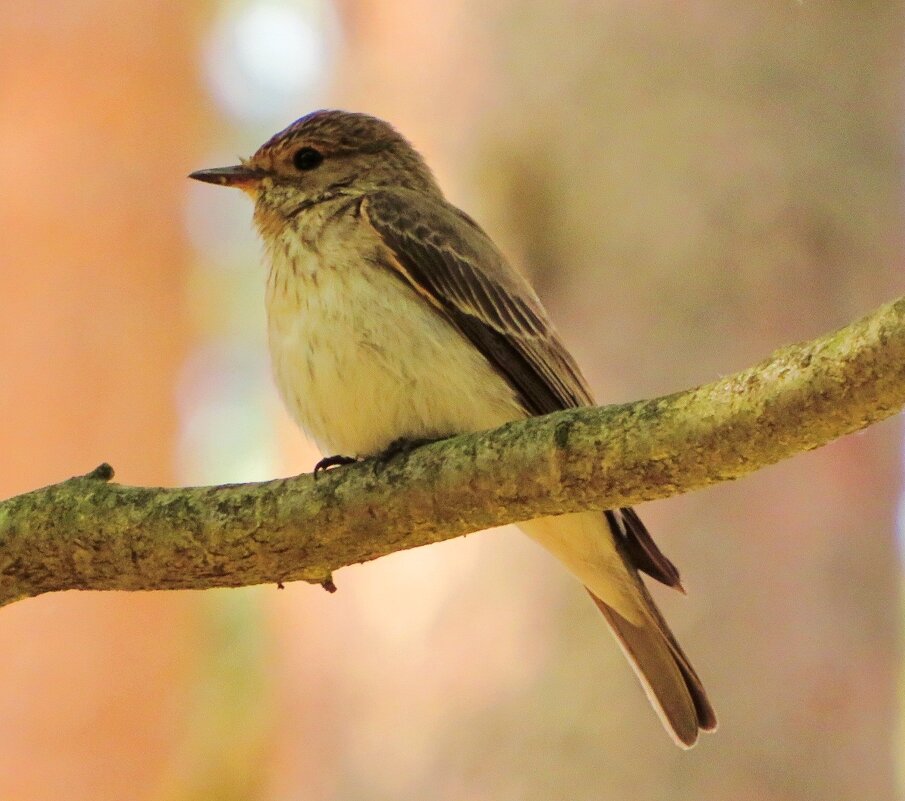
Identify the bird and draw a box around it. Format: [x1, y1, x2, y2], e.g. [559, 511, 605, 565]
[189, 109, 716, 747]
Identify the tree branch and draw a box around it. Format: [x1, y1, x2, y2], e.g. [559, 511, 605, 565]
[1, 296, 903, 608]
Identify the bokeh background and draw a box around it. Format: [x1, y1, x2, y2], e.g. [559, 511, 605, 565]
[1, 2, 903, 799]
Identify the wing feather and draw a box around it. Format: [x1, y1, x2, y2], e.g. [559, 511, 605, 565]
[362, 190, 590, 415]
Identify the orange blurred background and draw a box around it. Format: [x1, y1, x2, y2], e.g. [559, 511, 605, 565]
[0, 2, 902, 800]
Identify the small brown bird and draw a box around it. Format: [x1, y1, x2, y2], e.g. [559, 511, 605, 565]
[190, 110, 716, 747]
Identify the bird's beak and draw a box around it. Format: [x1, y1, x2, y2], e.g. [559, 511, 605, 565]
[188, 165, 265, 190]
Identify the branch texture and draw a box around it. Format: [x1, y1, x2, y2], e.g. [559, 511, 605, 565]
[1, 296, 903, 608]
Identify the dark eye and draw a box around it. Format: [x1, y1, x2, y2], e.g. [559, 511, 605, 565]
[292, 147, 323, 171]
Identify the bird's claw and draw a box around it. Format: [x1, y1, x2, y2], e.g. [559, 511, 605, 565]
[376, 436, 442, 463]
[313, 454, 358, 477]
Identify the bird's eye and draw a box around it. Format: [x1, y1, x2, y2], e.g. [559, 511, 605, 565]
[292, 147, 323, 171]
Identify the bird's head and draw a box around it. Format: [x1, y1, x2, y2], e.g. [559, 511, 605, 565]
[189, 110, 440, 225]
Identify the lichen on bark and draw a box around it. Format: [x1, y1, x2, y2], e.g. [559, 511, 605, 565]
[0, 295, 903, 608]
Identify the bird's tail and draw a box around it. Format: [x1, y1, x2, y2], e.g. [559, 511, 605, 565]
[519, 510, 716, 748]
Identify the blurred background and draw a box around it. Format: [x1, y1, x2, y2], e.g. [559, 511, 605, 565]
[0, 2, 902, 799]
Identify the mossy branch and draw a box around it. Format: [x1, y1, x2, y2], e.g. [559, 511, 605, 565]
[1, 296, 903, 609]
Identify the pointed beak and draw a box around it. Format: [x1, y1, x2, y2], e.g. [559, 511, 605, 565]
[188, 165, 265, 189]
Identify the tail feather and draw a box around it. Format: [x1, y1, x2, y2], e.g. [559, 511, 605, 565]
[625, 568, 717, 733]
[520, 509, 716, 747]
[588, 585, 717, 748]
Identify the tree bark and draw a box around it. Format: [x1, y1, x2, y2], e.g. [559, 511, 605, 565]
[1, 295, 903, 608]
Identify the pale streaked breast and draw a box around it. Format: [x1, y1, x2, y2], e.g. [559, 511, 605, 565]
[263, 214, 525, 457]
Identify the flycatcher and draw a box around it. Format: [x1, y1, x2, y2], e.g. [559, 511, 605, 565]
[190, 110, 716, 747]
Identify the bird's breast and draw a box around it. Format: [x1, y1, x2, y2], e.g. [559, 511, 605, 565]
[264, 230, 523, 457]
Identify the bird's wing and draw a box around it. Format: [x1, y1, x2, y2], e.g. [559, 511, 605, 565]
[361, 189, 682, 591]
[361, 189, 592, 415]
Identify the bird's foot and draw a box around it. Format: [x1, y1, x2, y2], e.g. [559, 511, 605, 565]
[313, 454, 358, 477]
[376, 436, 443, 463]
